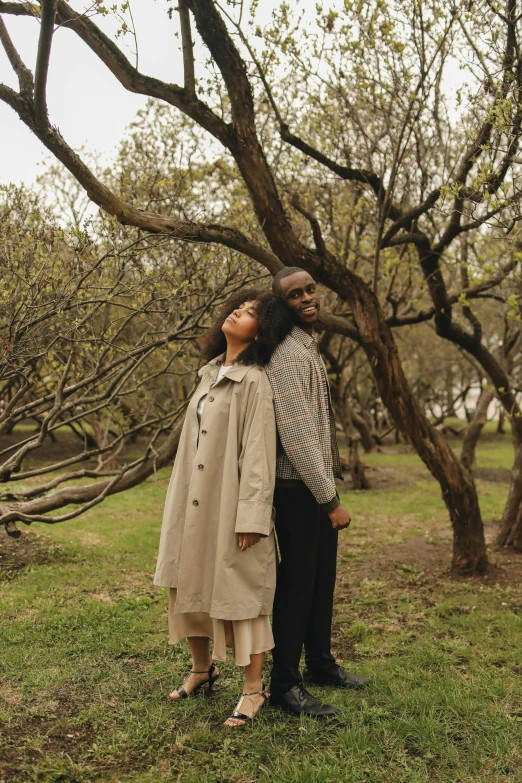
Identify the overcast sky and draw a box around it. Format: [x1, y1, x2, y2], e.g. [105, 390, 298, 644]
[0, 1, 292, 187]
[0, 2, 191, 185]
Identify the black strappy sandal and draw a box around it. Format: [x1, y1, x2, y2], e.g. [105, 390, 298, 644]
[170, 662, 219, 699]
[225, 686, 270, 727]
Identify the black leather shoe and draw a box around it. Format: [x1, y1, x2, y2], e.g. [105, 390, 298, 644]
[269, 684, 337, 717]
[303, 665, 371, 689]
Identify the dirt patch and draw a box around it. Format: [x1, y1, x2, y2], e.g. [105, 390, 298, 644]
[474, 467, 512, 483]
[347, 463, 417, 491]
[0, 529, 64, 581]
[0, 718, 92, 782]
[0, 686, 90, 781]
[0, 428, 98, 469]
[348, 523, 522, 589]
[0, 701, 163, 783]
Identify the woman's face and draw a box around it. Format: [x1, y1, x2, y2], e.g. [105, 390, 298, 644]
[221, 300, 259, 343]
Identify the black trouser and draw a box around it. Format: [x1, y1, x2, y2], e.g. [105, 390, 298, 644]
[270, 485, 338, 696]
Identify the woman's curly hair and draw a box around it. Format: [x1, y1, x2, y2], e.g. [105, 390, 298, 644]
[199, 287, 293, 367]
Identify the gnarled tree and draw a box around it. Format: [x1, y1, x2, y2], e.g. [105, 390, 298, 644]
[5, 0, 522, 570]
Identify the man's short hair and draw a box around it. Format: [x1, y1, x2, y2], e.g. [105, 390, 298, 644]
[272, 266, 313, 295]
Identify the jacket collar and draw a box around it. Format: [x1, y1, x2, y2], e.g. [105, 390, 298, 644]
[290, 325, 316, 349]
[198, 353, 253, 383]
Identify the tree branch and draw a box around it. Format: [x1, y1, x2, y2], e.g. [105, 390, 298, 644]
[6, 93, 291, 271]
[0, 1, 36, 16]
[34, 0, 57, 128]
[178, 0, 195, 97]
[381, 189, 441, 247]
[279, 123, 401, 220]
[185, 0, 305, 265]
[318, 311, 359, 341]
[186, 0, 255, 133]
[291, 196, 327, 256]
[0, 16, 33, 94]
[9, 0, 232, 144]
[0, 417, 184, 525]
[386, 255, 519, 328]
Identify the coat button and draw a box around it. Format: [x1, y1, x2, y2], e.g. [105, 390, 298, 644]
[208, 396, 214, 402]
[198, 464, 204, 470]
[192, 499, 199, 506]
[201, 429, 207, 435]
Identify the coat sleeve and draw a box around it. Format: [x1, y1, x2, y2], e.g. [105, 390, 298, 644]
[235, 372, 277, 536]
[266, 356, 337, 505]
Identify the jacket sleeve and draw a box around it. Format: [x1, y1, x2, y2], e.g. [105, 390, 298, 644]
[235, 373, 277, 536]
[267, 356, 337, 505]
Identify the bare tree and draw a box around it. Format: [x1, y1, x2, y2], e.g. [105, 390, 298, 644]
[0, 185, 263, 533]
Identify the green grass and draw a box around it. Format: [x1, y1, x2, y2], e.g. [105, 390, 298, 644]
[1, 437, 522, 783]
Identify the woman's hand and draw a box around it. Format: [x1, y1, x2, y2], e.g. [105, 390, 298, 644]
[238, 533, 261, 551]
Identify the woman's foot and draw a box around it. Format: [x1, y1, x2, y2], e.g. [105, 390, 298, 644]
[224, 688, 269, 727]
[169, 664, 219, 699]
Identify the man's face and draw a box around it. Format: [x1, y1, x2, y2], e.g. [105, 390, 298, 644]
[278, 271, 320, 327]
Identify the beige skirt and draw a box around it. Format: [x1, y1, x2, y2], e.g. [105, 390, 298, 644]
[168, 589, 273, 667]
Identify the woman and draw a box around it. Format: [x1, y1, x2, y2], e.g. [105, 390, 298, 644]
[154, 288, 292, 728]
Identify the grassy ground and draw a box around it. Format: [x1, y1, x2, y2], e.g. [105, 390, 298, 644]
[1, 432, 522, 783]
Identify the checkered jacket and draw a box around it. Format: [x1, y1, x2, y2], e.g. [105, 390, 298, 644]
[266, 326, 343, 504]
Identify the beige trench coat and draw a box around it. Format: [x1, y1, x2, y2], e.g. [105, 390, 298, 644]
[154, 354, 277, 621]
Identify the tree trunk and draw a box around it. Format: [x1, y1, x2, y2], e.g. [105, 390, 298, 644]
[32, 417, 57, 442]
[346, 402, 377, 453]
[460, 389, 494, 470]
[332, 393, 371, 491]
[414, 246, 522, 559]
[497, 444, 522, 550]
[445, 368, 458, 418]
[348, 438, 370, 490]
[65, 421, 98, 448]
[328, 266, 488, 574]
[497, 407, 505, 434]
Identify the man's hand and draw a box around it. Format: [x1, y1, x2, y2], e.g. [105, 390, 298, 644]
[238, 533, 261, 551]
[328, 505, 351, 530]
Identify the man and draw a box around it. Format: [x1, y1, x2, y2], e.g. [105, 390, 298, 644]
[266, 267, 370, 718]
